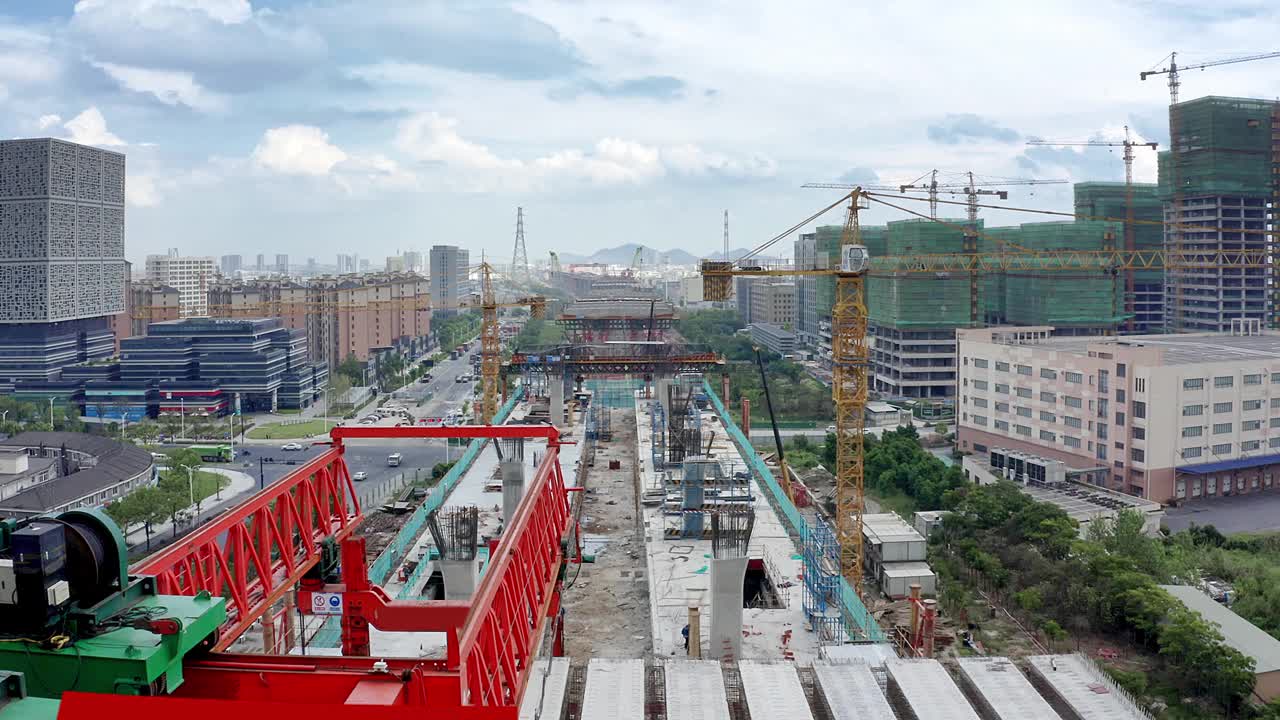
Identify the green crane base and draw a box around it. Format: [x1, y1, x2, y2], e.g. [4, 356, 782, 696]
[0, 592, 226, 700]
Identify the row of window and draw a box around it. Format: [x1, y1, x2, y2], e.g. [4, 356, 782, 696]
[1182, 438, 1277, 459]
[1184, 399, 1280, 415]
[1183, 374, 1277, 390]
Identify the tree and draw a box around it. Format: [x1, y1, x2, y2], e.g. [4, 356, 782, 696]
[335, 354, 366, 386]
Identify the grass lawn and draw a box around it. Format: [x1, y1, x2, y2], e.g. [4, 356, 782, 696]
[190, 470, 228, 504]
[246, 418, 333, 439]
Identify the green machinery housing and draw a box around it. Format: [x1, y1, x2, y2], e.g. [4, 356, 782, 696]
[0, 509, 226, 719]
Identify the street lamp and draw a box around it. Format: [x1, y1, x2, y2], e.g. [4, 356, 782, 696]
[185, 466, 195, 509]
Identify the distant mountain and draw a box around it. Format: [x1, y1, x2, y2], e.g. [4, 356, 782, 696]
[556, 244, 785, 267]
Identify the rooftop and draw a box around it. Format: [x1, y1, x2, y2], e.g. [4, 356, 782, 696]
[1160, 584, 1280, 674]
[1019, 480, 1163, 523]
[0, 432, 154, 516]
[969, 327, 1280, 366]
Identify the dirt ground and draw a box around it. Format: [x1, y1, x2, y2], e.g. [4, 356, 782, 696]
[560, 407, 653, 658]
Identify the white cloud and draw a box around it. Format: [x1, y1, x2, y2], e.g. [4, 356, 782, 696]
[127, 174, 162, 207]
[93, 61, 227, 112]
[37, 114, 62, 130]
[63, 107, 126, 146]
[394, 111, 772, 190]
[74, 0, 253, 25]
[252, 125, 348, 176]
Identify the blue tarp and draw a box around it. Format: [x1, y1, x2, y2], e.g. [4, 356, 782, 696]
[1177, 452, 1280, 475]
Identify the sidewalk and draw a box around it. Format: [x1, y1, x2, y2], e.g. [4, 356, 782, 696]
[124, 467, 257, 549]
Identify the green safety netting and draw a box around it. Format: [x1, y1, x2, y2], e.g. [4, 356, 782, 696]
[1074, 182, 1164, 285]
[867, 219, 981, 329]
[1002, 220, 1127, 327]
[1158, 96, 1275, 200]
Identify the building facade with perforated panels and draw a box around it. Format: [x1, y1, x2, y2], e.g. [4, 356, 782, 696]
[0, 139, 126, 388]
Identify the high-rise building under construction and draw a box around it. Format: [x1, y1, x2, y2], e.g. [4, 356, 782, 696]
[1159, 95, 1279, 333]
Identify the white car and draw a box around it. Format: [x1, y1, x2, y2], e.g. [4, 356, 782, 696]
[352, 471, 368, 481]
[281, 442, 304, 451]
[825, 425, 837, 433]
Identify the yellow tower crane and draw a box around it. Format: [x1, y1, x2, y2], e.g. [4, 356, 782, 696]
[704, 187, 1277, 604]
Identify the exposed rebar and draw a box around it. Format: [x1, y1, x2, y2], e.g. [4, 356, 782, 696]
[711, 507, 755, 559]
[427, 505, 479, 561]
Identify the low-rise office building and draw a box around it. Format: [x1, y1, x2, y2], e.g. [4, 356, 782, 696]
[957, 325, 1280, 503]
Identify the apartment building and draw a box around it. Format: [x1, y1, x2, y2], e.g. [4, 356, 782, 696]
[206, 277, 308, 334]
[144, 250, 216, 317]
[304, 271, 431, 370]
[220, 254, 242, 277]
[126, 280, 181, 338]
[430, 245, 469, 316]
[957, 325, 1280, 503]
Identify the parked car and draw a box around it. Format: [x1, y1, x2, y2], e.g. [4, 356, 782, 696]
[352, 471, 368, 481]
[281, 442, 304, 451]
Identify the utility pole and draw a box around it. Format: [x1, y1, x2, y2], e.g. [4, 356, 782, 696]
[510, 207, 530, 285]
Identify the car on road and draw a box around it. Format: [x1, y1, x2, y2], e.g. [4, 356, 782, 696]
[825, 425, 837, 433]
[352, 471, 368, 481]
[281, 442, 304, 451]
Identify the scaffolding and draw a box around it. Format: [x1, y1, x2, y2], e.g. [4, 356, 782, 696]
[867, 219, 981, 329]
[650, 400, 667, 470]
[1003, 220, 1126, 329]
[667, 381, 702, 465]
[1075, 182, 1164, 332]
[1158, 96, 1276, 199]
[802, 514, 846, 644]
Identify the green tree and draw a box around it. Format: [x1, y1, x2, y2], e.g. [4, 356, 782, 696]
[335, 354, 366, 385]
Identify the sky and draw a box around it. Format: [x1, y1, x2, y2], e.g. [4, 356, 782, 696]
[2, 0, 1279, 267]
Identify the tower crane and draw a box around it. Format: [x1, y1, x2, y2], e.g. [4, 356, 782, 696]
[1026, 126, 1159, 330]
[1141, 50, 1280, 330]
[805, 174, 1067, 323]
[625, 246, 644, 277]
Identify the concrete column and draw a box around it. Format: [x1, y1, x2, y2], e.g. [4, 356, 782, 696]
[549, 375, 565, 428]
[501, 458, 525, 523]
[709, 555, 748, 661]
[656, 376, 672, 419]
[440, 558, 478, 600]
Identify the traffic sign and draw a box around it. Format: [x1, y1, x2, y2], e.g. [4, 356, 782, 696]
[312, 592, 344, 615]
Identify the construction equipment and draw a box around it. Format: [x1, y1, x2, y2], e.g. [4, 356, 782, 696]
[479, 261, 501, 424]
[625, 246, 643, 277]
[1141, 51, 1280, 331]
[0, 423, 573, 718]
[548, 250, 561, 275]
[1026, 127, 1159, 329]
[0, 509, 226, 700]
[805, 174, 1067, 323]
[754, 346, 793, 501]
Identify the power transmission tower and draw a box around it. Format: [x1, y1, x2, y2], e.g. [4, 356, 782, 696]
[511, 207, 530, 284]
[723, 210, 729, 259]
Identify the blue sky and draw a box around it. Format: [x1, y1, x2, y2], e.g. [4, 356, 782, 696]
[2, 0, 1279, 266]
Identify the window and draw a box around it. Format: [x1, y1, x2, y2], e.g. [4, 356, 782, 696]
[1016, 364, 1032, 376]
[973, 380, 988, 390]
[972, 415, 988, 426]
[1182, 447, 1203, 459]
[1184, 378, 1204, 390]
[995, 419, 1010, 431]
[1244, 399, 1263, 411]
[1215, 376, 1234, 388]
[1213, 422, 1233, 434]
[1064, 436, 1081, 448]
[1135, 378, 1146, 393]
[1116, 389, 1126, 403]
[1271, 437, 1280, 449]
[1016, 406, 1032, 418]
[1040, 410, 1056, 422]
[1273, 372, 1280, 384]
[1245, 373, 1263, 386]
[1065, 396, 1082, 409]
[995, 402, 1010, 413]
[1015, 424, 1032, 436]
[996, 361, 1010, 372]
[1183, 404, 1204, 416]
[1064, 416, 1083, 429]
[1242, 440, 1261, 451]
[1015, 387, 1032, 398]
[1213, 443, 1232, 455]
[1133, 426, 1145, 440]
[1116, 363, 1126, 378]
[1040, 430, 1056, 442]
[972, 397, 988, 408]
[1066, 371, 1083, 384]
[1131, 448, 1144, 462]
[1040, 391, 1056, 403]
[1271, 417, 1280, 429]
[1132, 400, 1146, 419]
[1096, 445, 1108, 460]
[1115, 412, 1126, 425]
[995, 383, 1010, 395]
[1040, 368, 1058, 380]
[1182, 426, 1203, 438]
[1243, 419, 1261, 431]
[1213, 401, 1233, 413]
[972, 358, 988, 368]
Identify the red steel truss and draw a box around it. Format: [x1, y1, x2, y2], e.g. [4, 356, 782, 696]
[70, 423, 573, 719]
[133, 446, 361, 651]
